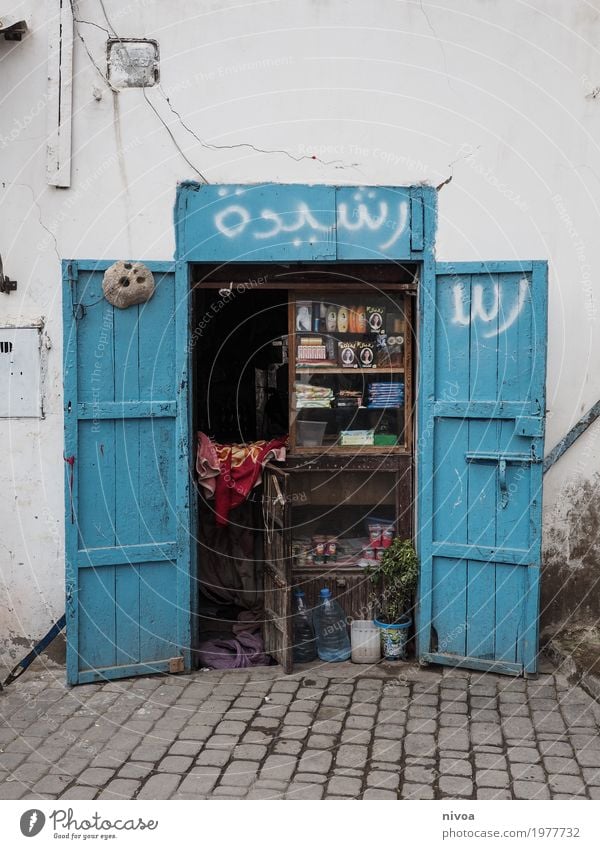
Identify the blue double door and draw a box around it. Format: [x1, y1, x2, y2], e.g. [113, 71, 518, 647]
[63, 258, 547, 682]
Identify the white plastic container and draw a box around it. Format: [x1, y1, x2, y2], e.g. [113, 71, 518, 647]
[351, 620, 381, 664]
[297, 420, 327, 447]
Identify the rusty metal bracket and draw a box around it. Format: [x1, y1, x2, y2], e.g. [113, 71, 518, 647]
[544, 399, 600, 474]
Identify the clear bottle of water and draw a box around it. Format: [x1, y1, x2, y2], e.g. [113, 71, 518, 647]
[313, 588, 351, 662]
[292, 590, 317, 664]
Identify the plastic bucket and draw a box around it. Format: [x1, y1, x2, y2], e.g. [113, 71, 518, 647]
[351, 620, 381, 664]
[297, 420, 327, 447]
[374, 616, 411, 660]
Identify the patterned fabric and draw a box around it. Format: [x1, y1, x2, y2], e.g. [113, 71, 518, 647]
[196, 431, 287, 525]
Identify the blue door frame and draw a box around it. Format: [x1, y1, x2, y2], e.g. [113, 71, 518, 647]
[63, 182, 547, 681]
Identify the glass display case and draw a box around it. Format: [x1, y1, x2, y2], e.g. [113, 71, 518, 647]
[289, 291, 412, 453]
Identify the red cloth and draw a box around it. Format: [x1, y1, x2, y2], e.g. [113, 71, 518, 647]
[196, 432, 287, 526]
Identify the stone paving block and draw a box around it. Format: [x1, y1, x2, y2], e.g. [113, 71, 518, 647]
[440, 701, 468, 715]
[327, 776, 362, 796]
[98, 779, 140, 800]
[322, 695, 351, 708]
[233, 697, 263, 710]
[223, 709, 254, 722]
[298, 750, 333, 774]
[407, 705, 437, 719]
[306, 734, 336, 750]
[118, 762, 153, 780]
[283, 712, 312, 726]
[179, 725, 213, 741]
[59, 785, 98, 800]
[177, 769, 220, 795]
[77, 767, 115, 786]
[477, 769, 510, 788]
[131, 744, 170, 761]
[575, 748, 600, 768]
[204, 735, 239, 750]
[274, 740, 302, 756]
[335, 745, 368, 768]
[372, 739, 403, 763]
[270, 680, 300, 694]
[439, 776, 473, 797]
[532, 713, 566, 734]
[477, 787, 511, 799]
[246, 787, 284, 799]
[312, 720, 343, 734]
[406, 718, 436, 734]
[260, 754, 296, 781]
[438, 728, 469, 751]
[401, 782, 434, 799]
[279, 725, 309, 741]
[538, 740, 574, 757]
[475, 752, 505, 769]
[378, 709, 406, 724]
[219, 761, 258, 787]
[374, 723, 406, 740]
[349, 703, 377, 717]
[404, 734, 436, 757]
[234, 744, 268, 761]
[157, 755, 193, 773]
[470, 696, 496, 709]
[295, 771, 327, 784]
[513, 780, 549, 800]
[440, 714, 468, 727]
[404, 765, 435, 784]
[439, 758, 472, 777]
[340, 729, 371, 745]
[285, 782, 324, 799]
[168, 740, 204, 757]
[366, 770, 399, 790]
[542, 756, 579, 775]
[214, 720, 247, 736]
[89, 750, 129, 770]
[507, 746, 540, 763]
[548, 774, 586, 795]
[510, 762, 545, 782]
[471, 723, 503, 746]
[32, 774, 71, 795]
[363, 788, 396, 799]
[582, 767, 600, 785]
[196, 748, 230, 767]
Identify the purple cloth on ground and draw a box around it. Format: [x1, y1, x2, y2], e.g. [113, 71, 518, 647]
[196, 629, 269, 669]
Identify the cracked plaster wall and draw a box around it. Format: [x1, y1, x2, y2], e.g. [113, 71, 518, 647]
[1, 0, 600, 659]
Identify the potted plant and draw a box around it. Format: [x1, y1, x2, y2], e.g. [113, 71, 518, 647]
[366, 538, 418, 660]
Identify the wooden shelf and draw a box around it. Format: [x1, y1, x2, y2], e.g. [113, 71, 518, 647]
[295, 367, 405, 374]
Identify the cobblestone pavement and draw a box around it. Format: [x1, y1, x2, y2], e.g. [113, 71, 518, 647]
[1, 660, 599, 800]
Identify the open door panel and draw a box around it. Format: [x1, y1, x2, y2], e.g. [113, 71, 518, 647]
[262, 464, 292, 673]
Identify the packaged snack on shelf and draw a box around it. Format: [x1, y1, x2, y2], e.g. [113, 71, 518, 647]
[366, 305, 385, 332]
[339, 340, 359, 367]
[339, 429, 375, 446]
[296, 301, 312, 331]
[358, 340, 376, 367]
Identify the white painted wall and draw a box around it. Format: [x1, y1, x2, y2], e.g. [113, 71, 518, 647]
[1, 0, 600, 660]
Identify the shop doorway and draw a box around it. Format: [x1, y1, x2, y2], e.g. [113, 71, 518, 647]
[190, 262, 417, 671]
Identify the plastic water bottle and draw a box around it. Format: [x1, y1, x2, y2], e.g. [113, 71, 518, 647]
[313, 588, 351, 662]
[292, 590, 317, 664]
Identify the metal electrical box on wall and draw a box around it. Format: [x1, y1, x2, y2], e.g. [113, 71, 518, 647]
[0, 326, 42, 417]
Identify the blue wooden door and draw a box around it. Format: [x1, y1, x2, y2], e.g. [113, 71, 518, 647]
[417, 261, 548, 675]
[63, 260, 191, 684]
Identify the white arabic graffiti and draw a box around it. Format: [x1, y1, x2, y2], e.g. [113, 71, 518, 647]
[452, 277, 529, 338]
[213, 194, 409, 250]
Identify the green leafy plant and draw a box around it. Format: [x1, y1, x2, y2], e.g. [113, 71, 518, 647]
[366, 538, 419, 624]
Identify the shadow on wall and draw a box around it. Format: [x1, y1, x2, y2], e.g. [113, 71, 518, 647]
[542, 476, 600, 631]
